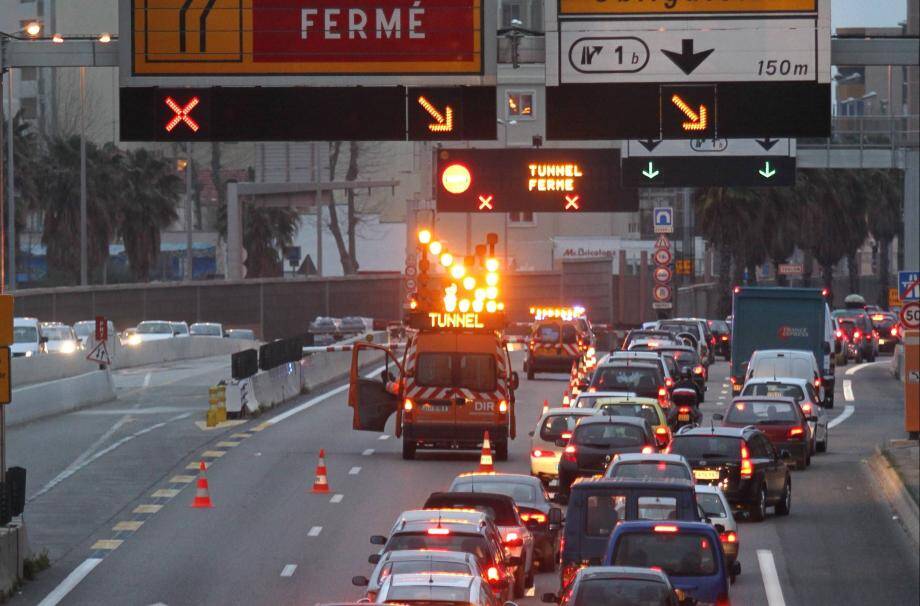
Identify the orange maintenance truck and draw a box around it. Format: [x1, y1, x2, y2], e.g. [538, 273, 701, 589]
[524, 307, 594, 380]
[348, 230, 519, 460]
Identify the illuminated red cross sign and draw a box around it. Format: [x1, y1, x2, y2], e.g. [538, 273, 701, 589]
[478, 195, 494, 210]
[564, 195, 580, 210]
[164, 96, 201, 133]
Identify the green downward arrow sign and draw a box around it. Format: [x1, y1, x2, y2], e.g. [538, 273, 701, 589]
[642, 161, 660, 179]
[759, 161, 777, 179]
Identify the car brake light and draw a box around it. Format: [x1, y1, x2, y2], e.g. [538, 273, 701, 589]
[730, 376, 737, 385]
[835, 329, 843, 339]
[561, 432, 572, 440]
[486, 566, 500, 582]
[720, 531, 738, 544]
[801, 402, 812, 414]
[427, 527, 450, 535]
[498, 400, 508, 413]
[814, 378, 822, 388]
[654, 525, 679, 533]
[740, 443, 753, 478]
[693, 365, 704, 375]
[531, 449, 549, 458]
[655, 426, 668, 435]
[721, 335, 729, 341]
[504, 531, 522, 547]
[854, 329, 862, 340]
[520, 512, 547, 524]
[403, 398, 414, 411]
[679, 406, 691, 414]
[891, 326, 898, 337]
[563, 445, 577, 462]
[658, 387, 667, 397]
[665, 377, 674, 388]
[642, 445, 654, 454]
[789, 426, 805, 438]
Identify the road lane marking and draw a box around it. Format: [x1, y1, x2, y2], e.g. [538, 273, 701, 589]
[265, 365, 387, 427]
[349, 466, 362, 475]
[152, 488, 180, 498]
[143, 372, 152, 388]
[231, 433, 252, 439]
[216, 441, 240, 448]
[281, 564, 298, 577]
[828, 405, 855, 429]
[133, 504, 162, 514]
[186, 461, 209, 470]
[113, 521, 144, 532]
[362, 449, 375, 456]
[36, 557, 103, 606]
[757, 549, 787, 606]
[843, 380, 854, 401]
[201, 450, 226, 458]
[169, 475, 196, 484]
[91, 539, 123, 551]
[379, 434, 390, 440]
[845, 361, 884, 376]
[308, 526, 323, 536]
[330, 494, 344, 503]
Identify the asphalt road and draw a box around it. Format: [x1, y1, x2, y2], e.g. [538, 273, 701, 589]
[13, 352, 920, 606]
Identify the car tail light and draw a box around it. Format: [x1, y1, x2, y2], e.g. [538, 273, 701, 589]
[679, 406, 691, 414]
[740, 443, 753, 478]
[642, 445, 654, 454]
[520, 511, 547, 524]
[561, 564, 578, 588]
[693, 365, 704, 375]
[403, 398, 414, 412]
[427, 527, 450, 535]
[498, 400, 508, 413]
[853, 329, 862, 341]
[504, 531, 523, 547]
[665, 377, 674, 388]
[654, 524, 679, 533]
[801, 402, 813, 415]
[710, 336, 717, 346]
[788, 426, 805, 439]
[721, 335, 729, 341]
[563, 445, 577, 462]
[891, 326, 899, 337]
[730, 376, 737, 385]
[658, 387, 667, 398]
[835, 329, 843, 339]
[562, 394, 570, 407]
[814, 377, 822, 388]
[531, 449, 551, 458]
[561, 432, 573, 440]
[720, 531, 738, 544]
[588, 387, 596, 393]
[486, 566, 501, 582]
[655, 426, 669, 436]
[716, 593, 731, 606]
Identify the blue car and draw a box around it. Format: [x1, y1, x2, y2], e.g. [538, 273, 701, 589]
[603, 521, 733, 606]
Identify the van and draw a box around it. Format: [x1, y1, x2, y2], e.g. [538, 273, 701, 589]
[525, 318, 583, 379]
[559, 477, 701, 588]
[12, 317, 46, 357]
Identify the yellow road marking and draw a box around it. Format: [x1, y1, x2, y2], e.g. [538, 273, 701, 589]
[92, 539, 123, 550]
[186, 461, 209, 471]
[169, 475, 196, 484]
[152, 488, 180, 498]
[133, 504, 162, 514]
[216, 441, 240, 448]
[113, 521, 143, 532]
[201, 450, 226, 458]
[252, 422, 271, 432]
[231, 433, 252, 439]
[194, 419, 247, 431]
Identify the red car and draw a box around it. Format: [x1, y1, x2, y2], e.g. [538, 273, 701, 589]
[716, 396, 811, 470]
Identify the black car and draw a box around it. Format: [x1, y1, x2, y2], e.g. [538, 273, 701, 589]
[871, 311, 900, 352]
[669, 426, 792, 521]
[656, 346, 707, 400]
[588, 362, 667, 400]
[620, 329, 678, 351]
[558, 416, 658, 497]
[708, 319, 732, 359]
[543, 566, 683, 605]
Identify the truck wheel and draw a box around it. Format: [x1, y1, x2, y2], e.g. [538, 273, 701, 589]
[402, 439, 416, 460]
[494, 440, 508, 462]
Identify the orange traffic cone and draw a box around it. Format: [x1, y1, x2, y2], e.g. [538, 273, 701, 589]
[191, 460, 213, 508]
[478, 431, 495, 473]
[542, 399, 549, 415]
[312, 449, 330, 493]
[562, 391, 570, 408]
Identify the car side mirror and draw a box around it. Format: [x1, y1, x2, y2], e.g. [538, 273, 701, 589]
[369, 535, 387, 545]
[555, 439, 568, 448]
[713, 413, 724, 421]
[40, 336, 49, 344]
[367, 553, 381, 564]
[807, 415, 818, 422]
[548, 507, 563, 527]
[822, 341, 831, 354]
[352, 576, 369, 587]
[506, 555, 522, 566]
[541, 593, 559, 603]
[780, 449, 793, 461]
[714, 523, 726, 534]
[510, 371, 520, 391]
[731, 560, 742, 576]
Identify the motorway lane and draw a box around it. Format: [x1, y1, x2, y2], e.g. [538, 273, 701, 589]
[25, 353, 919, 605]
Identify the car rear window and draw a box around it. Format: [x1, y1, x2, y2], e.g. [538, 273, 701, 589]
[696, 493, 727, 518]
[612, 531, 718, 576]
[750, 358, 812, 381]
[451, 481, 536, 506]
[709, 321, 729, 333]
[386, 585, 471, 601]
[386, 533, 490, 567]
[661, 350, 700, 366]
[562, 324, 578, 344]
[592, 367, 661, 398]
[725, 400, 797, 424]
[742, 383, 805, 401]
[585, 493, 627, 537]
[380, 560, 471, 583]
[416, 353, 496, 392]
[424, 498, 516, 525]
[13, 327, 38, 343]
[573, 578, 671, 606]
[611, 461, 691, 482]
[576, 423, 646, 448]
[540, 414, 584, 441]
[637, 496, 679, 521]
[670, 436, 741, 460]
[596, 403, 660, 427]
[536, 323, 560, 343]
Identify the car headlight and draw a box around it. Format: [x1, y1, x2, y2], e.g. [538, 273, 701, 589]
[60, 341, 77, 354]
[128, 334, 142, 346]
[25, 350, 34, 357]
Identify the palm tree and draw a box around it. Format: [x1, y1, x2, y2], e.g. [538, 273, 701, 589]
[240, 206, 299, 277]
[759, 186, 803, 286]
[864, 169, 902, 307]
[116, 148, 181, 281]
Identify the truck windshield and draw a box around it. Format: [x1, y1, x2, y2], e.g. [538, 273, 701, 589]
[416, 353, 497, 392]
[612, 532, 718, 577]
[536, 324, 560, 343]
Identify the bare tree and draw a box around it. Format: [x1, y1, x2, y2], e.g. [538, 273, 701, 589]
[52, 68, 103, 139]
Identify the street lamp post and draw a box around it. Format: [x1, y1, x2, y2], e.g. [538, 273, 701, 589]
[80, 66, 87, 286]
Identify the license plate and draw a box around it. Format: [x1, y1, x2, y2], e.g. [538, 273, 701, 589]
[694, 469, 720, 480]
[879, 339, 887, 345]
[678, 414, 690, 422]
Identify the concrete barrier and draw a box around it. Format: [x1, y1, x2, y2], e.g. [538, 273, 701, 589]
[0, 518, 27, 598]
[111, 337, 260, 369]
[12, 354, 102, 389]
[891, 344, 905, 380]
[8, 371, 116, 428]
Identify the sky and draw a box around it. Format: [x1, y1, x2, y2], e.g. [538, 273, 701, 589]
[833, 0, 908, 29]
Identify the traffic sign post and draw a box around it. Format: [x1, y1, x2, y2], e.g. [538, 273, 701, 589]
[899, 271, 919, 301]
[901, 302, 920, 330]
[0, 348, 10, 405]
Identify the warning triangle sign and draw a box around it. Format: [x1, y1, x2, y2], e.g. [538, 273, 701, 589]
[655, 235, 671, 250]
[86, 340, 111, 365]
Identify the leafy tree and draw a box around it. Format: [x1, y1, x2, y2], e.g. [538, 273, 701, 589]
[116, 148, 181, 281]
[240, 205, 299, 278]
[863, 169, 903, 307]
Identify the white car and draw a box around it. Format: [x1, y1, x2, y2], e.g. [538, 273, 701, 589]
[745, 349, 824, 402]
[170, 321, 190, 338]
[40, 323, 81, 354]
[73, 320, 117, 347]
[352, 549, 481, 601]
[377, 573, 507, 606]
[528, 407, 597, 484]
[190, 322, 224, 337]
[695, 484, 740, 582]
[11, 317, 45, 357]
[129, 321, 176, 345]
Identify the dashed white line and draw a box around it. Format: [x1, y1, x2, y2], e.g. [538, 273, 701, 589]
[845, 361, 881, 376]
[828, 405, 855, 429]
[142, 372, 152, 388]
[330, 494, 344, 503]
[843, 380, 854, 402]
[378, 434, 391, 440]
[308, 526, 323, 537]
[362, 448, 375, 456]
[348, 466, 362, 475]
[280, 564, 298, 577]
[36, 557, 103, 606]
[757, 549, 787, 606]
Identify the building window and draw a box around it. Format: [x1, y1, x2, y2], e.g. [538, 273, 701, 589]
[501, 1, 522, 28]
[506, 90, 535, 120]
[509, 211, 535, 225]
[20, 97, 39, 120]
[20, 67, 37, 81]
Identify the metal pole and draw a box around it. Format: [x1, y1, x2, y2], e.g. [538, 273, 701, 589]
[80, 67, 88, 285]
[1, 68, 6, 292]
[314, 142, 323, 276]
[6, 68, 14, 291]
[185, 142, 193, 281]
[226, 182, 242, 280]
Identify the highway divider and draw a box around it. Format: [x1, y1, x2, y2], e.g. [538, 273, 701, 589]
[8, 370, 115, 428]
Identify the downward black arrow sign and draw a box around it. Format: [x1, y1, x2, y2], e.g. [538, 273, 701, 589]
[661, 39, 715, 75]
[639, 139, 662, 152]
[756, 138, 780, 151]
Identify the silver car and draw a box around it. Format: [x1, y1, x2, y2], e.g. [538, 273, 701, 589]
[695, 484, 740, 582]
[352, 549, 481, 601]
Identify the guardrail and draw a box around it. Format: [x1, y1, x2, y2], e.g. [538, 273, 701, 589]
[799, 115, 920, 151]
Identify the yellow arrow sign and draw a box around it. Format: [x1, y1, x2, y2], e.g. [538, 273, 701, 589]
[671, 94, 708, 132]
[418, 96, 454, 133]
